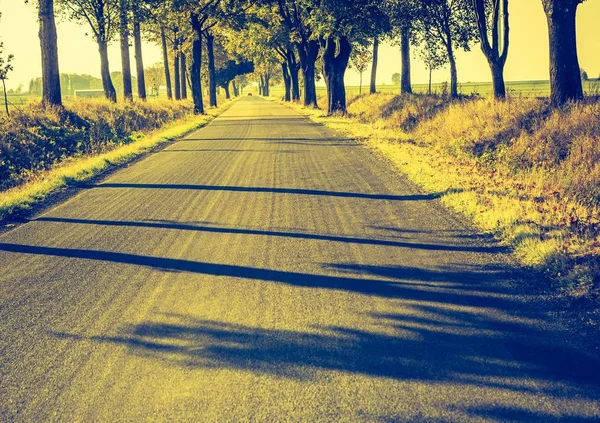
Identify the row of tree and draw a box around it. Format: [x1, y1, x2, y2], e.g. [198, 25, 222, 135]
[32, 0, 588, 115]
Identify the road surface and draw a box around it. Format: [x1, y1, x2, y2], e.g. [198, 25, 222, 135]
[1, 97, 599, 422]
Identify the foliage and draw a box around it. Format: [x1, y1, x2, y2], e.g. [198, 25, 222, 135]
[56, 0, 119, 43]
[418, 35, 447, 73]
[215, 60, 254, 88]
[0, 41, 13, 83]
[350, 44, 372, 75]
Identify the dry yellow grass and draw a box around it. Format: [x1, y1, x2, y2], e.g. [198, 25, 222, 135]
[0, 98, 237, 221]
[281, 93, 600, 299]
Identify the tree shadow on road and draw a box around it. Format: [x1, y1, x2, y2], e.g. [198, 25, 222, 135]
[33, 217, 506, 254]
[51, 308, 600, 414]
[0, 242, 522, 309]
[85, 183, 445, 202]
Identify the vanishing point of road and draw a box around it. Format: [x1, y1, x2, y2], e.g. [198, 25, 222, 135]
[1, 98, 599, 422]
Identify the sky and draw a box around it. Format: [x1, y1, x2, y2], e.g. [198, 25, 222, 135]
[0, 0, 599, 91]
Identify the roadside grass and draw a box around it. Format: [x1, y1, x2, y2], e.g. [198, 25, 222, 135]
[0, 98, 236, 222]
[278, 93, 600, 303]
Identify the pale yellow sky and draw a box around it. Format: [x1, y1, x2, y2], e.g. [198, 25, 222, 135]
[0, 0, 599, 90]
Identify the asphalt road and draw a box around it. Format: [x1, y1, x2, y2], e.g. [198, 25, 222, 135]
[1, 97, 599, 422]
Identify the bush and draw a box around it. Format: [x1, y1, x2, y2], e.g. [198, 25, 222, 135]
[0, 99, 192, 190]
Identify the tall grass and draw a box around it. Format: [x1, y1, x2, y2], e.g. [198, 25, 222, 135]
[0, 98, 234, 221]
[0, 99, 193, 190]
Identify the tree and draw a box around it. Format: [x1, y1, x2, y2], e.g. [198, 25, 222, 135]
[399, 25, 412, 94]
[541, 0, 584, 105]
[206, 31, 217, 106]
[58, 0, 118, 102]
[160, 27, 173, 99]
[416, 0, 478, 98]
[131, 3, 147, 100]
[173, 25, 181, 100]
[36, 0, 62, 106]
[321, 36, 352, 113]
[391, 72, 400, 86]
[187, 0, 250, 113]
[276, 0, 320, 107]
[473, 0, 509, 99]
[309, 0, 384, 114]
[0, 21, 14, 116]
[134, 0, 177, 101]
[180, 52, 187, 99]
[215, 60, 254, 98]
[370, 37, 379, 94]
[145, 62, 165, 96]
[387, 0, 419, 94]
[119, 0, 133, 101]
[419, 36, 447, 94]
[350, 43, 372, 94]
[189, 12, 205, 113]
[235, 4, 299, 102]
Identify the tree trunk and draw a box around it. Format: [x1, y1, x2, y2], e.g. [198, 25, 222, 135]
[322, 36, 351, 115]
[446, 41, 458, 97]
[542, 0, 583, 105]
[224, 84, 230, 99]
[2, 79, 9, 116]
[38, 0, 62, 107]
[160, 27, 172, 100]
[232, 80, 239, 97]
[98, 39, 117, 102]
[207, 32, 217, 107]
[296, 40, 319, 107]
[189, 13, 204, 114]
[282, 62, 291, 101]
[428, 67, 432, 95]
[180, 52, 187, 99]
[119, 0, 133, 101]
[287, 49, 300, 101]
[370, 37, 378, 94]
[258, 75, 264, 96]
[491, 62, 506, 99]
[359, 72, 362, 95]
[264, 73, 270, 97]
[133, 16, 146, 100]
[473, 0, 509, 99]
[400, 26, 412, 95]
[173, 36, 181, 101]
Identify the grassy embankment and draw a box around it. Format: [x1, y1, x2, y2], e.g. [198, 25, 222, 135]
[0, 97, 235, 221]
[281, 93, 600, 303]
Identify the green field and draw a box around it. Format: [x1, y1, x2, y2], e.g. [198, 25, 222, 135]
[2, 79, 599, 113]
[0, 91, 177, 112]
[269, 79, 600, 98]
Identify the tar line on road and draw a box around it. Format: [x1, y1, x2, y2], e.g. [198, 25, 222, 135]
[1, 97, 599, 422]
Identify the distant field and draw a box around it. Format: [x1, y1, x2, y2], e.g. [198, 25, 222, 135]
[2, 79, 598, 113]
[270, 79, 600, 98]
[0, 91, 180, 111]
